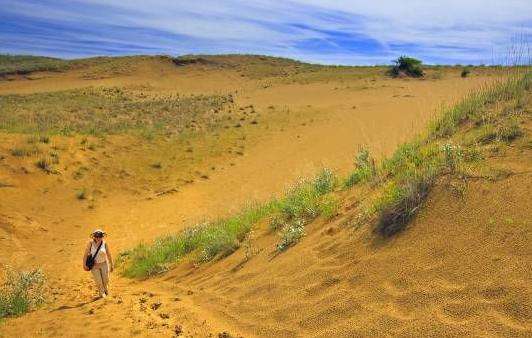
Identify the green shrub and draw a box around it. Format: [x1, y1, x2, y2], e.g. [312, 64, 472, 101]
[388, 56, 424, 78]
[0, 267, 46, 318]
[461, 68, 471, 78]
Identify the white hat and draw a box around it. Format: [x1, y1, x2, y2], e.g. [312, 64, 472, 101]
[91, 229, 106, 236]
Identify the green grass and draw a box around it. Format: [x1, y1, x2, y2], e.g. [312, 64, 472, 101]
[0, 267, 45, 318]
[0, 87, 233, 136]
[0, 55, 70, 77]
[360, 72, 531, 237]
[344, 148, 376, 187]
[120, 169, 337, 278]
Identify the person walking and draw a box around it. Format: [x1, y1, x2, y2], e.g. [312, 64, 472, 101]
[83, 229, 114, 298]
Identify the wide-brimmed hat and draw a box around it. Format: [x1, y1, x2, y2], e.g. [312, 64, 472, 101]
[91, 229, 106, 237]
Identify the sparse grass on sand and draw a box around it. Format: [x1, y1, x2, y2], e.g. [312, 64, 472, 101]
[349, 71, 530, 237]
[120, 71, 530, 278]
[0, 267, 45, 318]
[0, 87, 233, 136]
[120, 169, 337, 278]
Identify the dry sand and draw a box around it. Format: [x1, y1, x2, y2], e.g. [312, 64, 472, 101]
[1, 57, 529, 337]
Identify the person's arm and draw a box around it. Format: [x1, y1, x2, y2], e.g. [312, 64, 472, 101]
[82, 241, 91, 271]
[106, 242, 114, 272]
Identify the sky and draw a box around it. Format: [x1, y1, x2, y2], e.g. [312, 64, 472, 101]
[1, 0, 531, 65]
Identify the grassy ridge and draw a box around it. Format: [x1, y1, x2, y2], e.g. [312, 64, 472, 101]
[120, 71, 530, 279]
[120, 169, 337, 278]
[0, 55, 69, 77]
[354, 72, 530, 236]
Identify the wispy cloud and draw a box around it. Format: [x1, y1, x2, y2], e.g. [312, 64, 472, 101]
[1, 0, 530, 64]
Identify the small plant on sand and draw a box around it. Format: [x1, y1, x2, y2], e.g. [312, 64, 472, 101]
[76, 188, 87, 200]
[35, 157, 53, 173]
[388, 56, 424, 78]
[276, 220, 305, 252]
[344, 148, 375, 187]
[0, 267, 46, 318]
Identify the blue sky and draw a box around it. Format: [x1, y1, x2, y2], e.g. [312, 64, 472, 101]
[1, 0, 530, 65]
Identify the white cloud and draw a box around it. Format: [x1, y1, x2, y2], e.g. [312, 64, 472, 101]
[2, 0, 530, 64]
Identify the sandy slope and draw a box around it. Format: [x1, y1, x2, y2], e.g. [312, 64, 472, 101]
[1, 58, 525, 337]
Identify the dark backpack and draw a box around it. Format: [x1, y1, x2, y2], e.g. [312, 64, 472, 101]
[85, 241, 103, 270]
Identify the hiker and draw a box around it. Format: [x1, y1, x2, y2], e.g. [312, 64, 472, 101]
[83, 229, 114, 298]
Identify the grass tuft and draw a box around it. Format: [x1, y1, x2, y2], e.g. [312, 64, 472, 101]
[0, 267, 45, 318]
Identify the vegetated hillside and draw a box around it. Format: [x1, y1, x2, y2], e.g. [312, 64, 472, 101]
[116, 73, 531, 337]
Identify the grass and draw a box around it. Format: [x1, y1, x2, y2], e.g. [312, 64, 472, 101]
[120, 169, 337, 278]
[10, 146, 39, 157]
[0, 55, 69, 77]
[35, 157, 54, 173]
[0, 267, 45, 318]
[344, 148, 376, 187]
[0, 87, 233, 136]
[354, 71, 531, 237]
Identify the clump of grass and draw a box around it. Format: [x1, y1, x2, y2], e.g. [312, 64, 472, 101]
[76, 188, 87, 200]
[0, 267, 46, 318]
[344, 148, 375, 187]
[276, 220, 305, 252]
[373, 177, 433, 237]
[497, 119, 522, 142]
[35, 157, 54, 173]
[10, 146, 39, 157]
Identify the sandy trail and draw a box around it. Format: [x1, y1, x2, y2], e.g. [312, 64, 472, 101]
[0, 69, 503, 336]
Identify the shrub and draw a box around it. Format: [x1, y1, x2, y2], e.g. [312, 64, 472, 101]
[461, 68, 471, 78]
[388, 56, 424, 78]
[0, 267, 46, 318]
